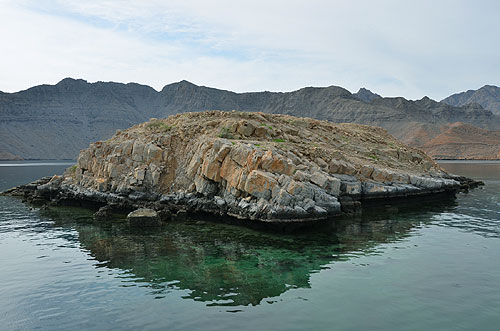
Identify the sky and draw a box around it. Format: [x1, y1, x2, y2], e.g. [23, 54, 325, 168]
[0, 0, 499, 100]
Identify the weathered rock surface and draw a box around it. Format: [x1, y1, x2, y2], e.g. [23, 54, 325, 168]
[2, 111, 482, 225]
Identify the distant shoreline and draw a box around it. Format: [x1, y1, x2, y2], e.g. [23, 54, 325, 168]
[437, 159, 500, 163]
[0, 159, 75, 162]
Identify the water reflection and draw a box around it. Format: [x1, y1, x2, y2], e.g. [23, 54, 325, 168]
[36, 196, 462, 307]
[437, 161, 500, 239]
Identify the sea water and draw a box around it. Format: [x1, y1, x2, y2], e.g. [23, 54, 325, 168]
[0, 161, 499, 330]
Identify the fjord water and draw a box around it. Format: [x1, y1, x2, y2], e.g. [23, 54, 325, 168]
[1, 161, 499, 330]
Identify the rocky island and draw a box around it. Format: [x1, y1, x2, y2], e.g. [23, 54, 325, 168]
[3, 111, 481, 228]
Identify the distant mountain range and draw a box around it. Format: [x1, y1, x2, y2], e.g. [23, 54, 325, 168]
[442, 85, 500, 115]
[1, 78, 500, 160]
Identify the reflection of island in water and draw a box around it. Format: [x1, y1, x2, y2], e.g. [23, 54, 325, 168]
[43, 197, 458, 307]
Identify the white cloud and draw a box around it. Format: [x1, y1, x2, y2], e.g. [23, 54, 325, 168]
[1, 0, 499, 99]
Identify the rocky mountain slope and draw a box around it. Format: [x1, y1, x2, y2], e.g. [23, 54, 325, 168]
[5, 111, 470, 226]
[2, 78, 500, 160]
[419, 122, 500, 159]
[442, 85, 500, 115]
[0, 78, 160, 159]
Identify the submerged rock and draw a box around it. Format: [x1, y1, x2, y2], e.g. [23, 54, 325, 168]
[2, 111, 483, 226]
[93, 205, 113, 221]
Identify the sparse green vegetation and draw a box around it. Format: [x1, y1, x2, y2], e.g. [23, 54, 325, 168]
[273, 138, 286, 143]
[218, 127, 234, 139]
[369, 154, 379, 160]
[67, 164, 78, 178]
[147, 121, 173, 132]
[260, 123, 273, 129]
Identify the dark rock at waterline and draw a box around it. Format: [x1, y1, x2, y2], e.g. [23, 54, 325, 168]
[453, 176, 485, 192]
[171, 210, 188, 221]
[93, 205, 113, 221]
[0, 174, 483, 231]
[157, 209, 172, 222]
[1, 176, 52, 197]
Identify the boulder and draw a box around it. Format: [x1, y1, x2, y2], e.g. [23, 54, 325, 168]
[127, 208, 161, 227]
[237, 120, 256, 136]
[244, 170, 278, 200]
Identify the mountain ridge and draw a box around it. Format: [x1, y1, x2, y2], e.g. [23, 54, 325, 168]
[442, 85, 500, 115]
[353, 88, 381, 103]
[2, 78, 500, 160]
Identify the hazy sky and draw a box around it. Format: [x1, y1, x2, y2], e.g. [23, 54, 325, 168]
[1, 0, 499, 100]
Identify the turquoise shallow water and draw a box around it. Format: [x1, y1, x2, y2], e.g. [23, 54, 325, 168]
[0, 161, 499, 330]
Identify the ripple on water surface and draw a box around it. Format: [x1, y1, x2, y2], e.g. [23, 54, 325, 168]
[0, 161, 500, 330]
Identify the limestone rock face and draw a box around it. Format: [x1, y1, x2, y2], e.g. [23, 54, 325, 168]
[45, 111, 461, 223]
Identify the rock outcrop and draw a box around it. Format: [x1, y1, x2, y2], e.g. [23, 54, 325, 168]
[3, 111, 479, 227]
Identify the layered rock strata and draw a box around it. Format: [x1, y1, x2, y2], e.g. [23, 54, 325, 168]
[3, 78, 500, 161]
[4, 111, 478, 225]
